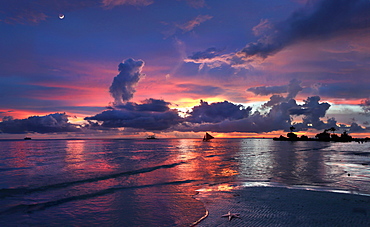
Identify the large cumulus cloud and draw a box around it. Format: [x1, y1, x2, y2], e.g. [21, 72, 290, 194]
[176, 79, 336, 133]
[0, 113, 80, 134]
[85, 98, 182, 131]
[87, 74, 344, 133]
[109, 58, 145, 104]
[185, 100, 252, 124]
[179, 96, 334, 133]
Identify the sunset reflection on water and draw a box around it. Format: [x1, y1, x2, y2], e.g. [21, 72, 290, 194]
[65, 140, 117, 174]
[0, 138, 369, 226]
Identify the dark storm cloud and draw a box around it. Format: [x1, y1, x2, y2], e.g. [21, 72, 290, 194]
[349, 122, 365, 132]
[262, 95, 286, 108]
[261, 83, 334, 132]
[86, 94, 339, 133]
[109, 58, 145, 104]
[115, 98, 171, 112]
[88, 77, 338, 133]
[248, 85, 287, 96]
[240, 0, 370, 58]
[85, 98, 182, 131]
[185, 100, 252, 124]
[178, 79, 333, 133]
[90, 97, 332, 133]
[180, 95, 333, 133]
[289, 96, 333, 131]
[179, 99, 298, 133]
[319, 83, 370, 99]
[0, 113, 80, 134]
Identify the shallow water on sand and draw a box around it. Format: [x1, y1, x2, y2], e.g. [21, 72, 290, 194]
[0, 138, 369, 226]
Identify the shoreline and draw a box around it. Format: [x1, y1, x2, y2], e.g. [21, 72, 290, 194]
[193, 185, 370, 226]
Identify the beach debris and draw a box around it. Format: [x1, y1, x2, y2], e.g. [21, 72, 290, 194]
[221, 211, 240, 221]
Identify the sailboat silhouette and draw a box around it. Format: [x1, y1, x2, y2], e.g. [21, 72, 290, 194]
[202, 132, 214, 141]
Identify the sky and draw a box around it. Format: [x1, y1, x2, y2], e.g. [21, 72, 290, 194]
[0, 0, 370, 139]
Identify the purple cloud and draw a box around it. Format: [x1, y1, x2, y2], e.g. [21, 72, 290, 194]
[109, 58, 145, 105]
[0, 113, 80, 134]
[115, 98, 171, 112]
[240, 0, 370, 58]
[185, 100, 252, 124]
[177, 15, 213, 33]
[289, 96, 332, 131]
[187, 47, 224, 61]
[349, 122, 365, 132]
[248, 79, 303, 100]
[178, 95, 334, 133]
[85, 98, 182, 131]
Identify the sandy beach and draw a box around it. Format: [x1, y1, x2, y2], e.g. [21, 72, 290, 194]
[194, 186, 370, 226]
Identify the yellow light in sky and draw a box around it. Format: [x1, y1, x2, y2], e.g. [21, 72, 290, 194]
[68, 116, 87, 125]
[170, 97, 229, 118]
[174, 97, 227, 108]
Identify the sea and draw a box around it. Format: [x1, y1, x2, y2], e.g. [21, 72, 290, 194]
[0, 138, 369, 226]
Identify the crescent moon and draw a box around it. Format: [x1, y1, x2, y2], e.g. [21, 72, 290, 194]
[59, 14, 65, 20]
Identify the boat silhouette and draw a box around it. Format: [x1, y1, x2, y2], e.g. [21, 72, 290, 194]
[202, 132, 214, 141]
[146, 135, 157, 140]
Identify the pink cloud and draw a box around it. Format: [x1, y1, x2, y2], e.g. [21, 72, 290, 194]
[177, 15, 213, 32]
[252, 19, 272, 36]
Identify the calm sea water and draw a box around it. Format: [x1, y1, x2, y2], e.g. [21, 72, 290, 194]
[0, 138, 369, 226]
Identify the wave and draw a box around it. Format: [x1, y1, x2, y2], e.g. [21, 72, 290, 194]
[0, 161, 186, 198]
[0, 179, 197, 215]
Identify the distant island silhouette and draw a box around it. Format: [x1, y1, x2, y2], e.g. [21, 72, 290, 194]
[273, 127, 369, 143]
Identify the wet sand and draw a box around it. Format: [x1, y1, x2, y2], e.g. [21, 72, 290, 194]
[194, 186, 370, 226]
